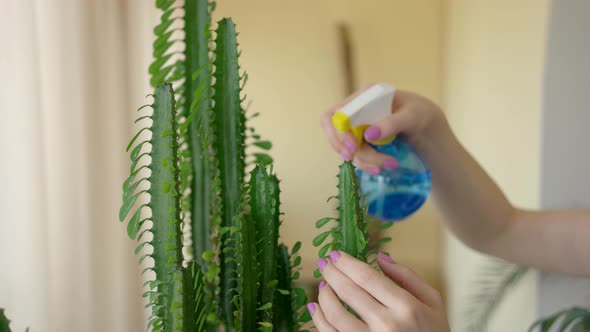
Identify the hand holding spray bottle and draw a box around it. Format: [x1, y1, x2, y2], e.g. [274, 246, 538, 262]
[332, 83, 431, 222]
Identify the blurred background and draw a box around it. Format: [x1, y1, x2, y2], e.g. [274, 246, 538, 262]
[2, 0, 589, 331]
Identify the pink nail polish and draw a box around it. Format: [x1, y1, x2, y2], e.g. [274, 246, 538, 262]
[364, 126, 381, 141]
[307, 303, 316, 316]
[384, 159, 398, 170]
[340, 151, 352, 162]
[317, 258, 328, 272]
[344, 140, 356, 154]
[329, 251, 341, 263]
[319, 281, 327, 290]
[368, 167, 380, 175]
[378, 252, 396, 264]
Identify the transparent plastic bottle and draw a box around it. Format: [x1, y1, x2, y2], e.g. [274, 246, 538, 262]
[356, 139, 431, 222]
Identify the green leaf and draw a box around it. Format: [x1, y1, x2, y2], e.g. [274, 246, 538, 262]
[258, 303, 272, 311]
[202, 250, 215, 262]
[277, 289, 289, 295]
[254, 153, 273, 166]
[135, 242, 149, 255]
[119, 191, 141, 221]
[528, 307, 590, 332]
[313, 269, 322, 278]
[291, 241, 301, 255]
[126, 127, 151, 152]
[373, 237, 392, 244]
[298, 310, 312, 323]
[130, 141, 148, 161]
[315, 217, 333, 228]
[318, 243, 332, 258]
[127, 208, 142, 239]
[253, 141, 272, 150]
[313, 231, 331, 247]
[292, 287, 307, 307]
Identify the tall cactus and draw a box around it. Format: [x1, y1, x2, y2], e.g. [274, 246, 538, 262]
[120, 84, 203, 331]
[210, 18, 246, 327]
[120, 1, 307, 331]
[184, 0, 215, 269]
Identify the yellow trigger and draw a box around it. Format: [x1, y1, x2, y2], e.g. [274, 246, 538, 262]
[351, 125, 368, 145]
[332, 110, 396, 145]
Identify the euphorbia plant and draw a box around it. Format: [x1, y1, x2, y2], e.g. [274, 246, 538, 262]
[313, 162, 392, 268]
[119, 0, 309, 331]
[312, 162, 393, 317]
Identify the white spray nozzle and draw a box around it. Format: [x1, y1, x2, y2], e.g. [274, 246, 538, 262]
[332, 83, 396, 144]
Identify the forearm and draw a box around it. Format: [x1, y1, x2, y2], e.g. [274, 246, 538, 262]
[416, 118, 516, 253]
[501, 209, 590, 276]
[418, 119, 590, 276]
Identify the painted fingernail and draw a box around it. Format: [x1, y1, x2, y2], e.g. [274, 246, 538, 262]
[329, 250, 341, 263]
[340, 151, 352, 162]
[384, 159, 398, 170]
[368, 167, 380, 175]
[317, 258, 328, 272]
[364, 126, 381, 141]
[344, 140, 356, 154]
[319, 280, 327, 290]
[378, 252, 396, 264]
[307, 303, 316, 316]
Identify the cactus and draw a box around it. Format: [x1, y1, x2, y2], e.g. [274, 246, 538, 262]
[119, 1, 307, 331]
[210, 18, 247, 327]
[314, 161, 392, 275]
[0, 308, 12, 332]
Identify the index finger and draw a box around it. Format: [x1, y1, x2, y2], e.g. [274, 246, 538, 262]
[328, 250, 413, 309]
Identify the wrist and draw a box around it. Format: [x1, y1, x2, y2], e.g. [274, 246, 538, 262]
[413, 110, 454, 161]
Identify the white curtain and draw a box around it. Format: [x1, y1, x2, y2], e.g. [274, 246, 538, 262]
[0, 1, 159, 330]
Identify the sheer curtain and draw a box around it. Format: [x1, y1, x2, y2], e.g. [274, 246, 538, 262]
[1, 1, 158, 330]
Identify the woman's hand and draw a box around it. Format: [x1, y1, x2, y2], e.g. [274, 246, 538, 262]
[320, 88, 446, 174]
[308, 251, 450, 332]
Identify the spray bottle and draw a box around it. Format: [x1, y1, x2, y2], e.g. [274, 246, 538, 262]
[332, 83, 431, 222]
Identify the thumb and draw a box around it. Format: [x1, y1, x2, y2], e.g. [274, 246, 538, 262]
[363, 108, 415, 143]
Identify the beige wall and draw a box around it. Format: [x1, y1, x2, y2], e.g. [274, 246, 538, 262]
[214, 0, 445, 288]
[442, 0, 549, 330]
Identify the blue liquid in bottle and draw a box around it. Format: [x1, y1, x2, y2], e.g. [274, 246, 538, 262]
[356, 139, 431, 222]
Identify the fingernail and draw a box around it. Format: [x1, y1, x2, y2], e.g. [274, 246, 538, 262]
[307, 303, 316, 316]
[364, 126, 381, 141]
[378, 252, 396, 264]
[329, 250, 341, 263]
[319, 280, 327, 290]
[368, 167, 380, 175]
[344, 140, 356, 154]
[317, 258, 328, 272]
[340, 151, 352, 162]
[384, 159, 398, 170]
